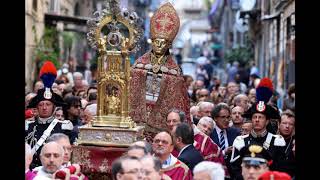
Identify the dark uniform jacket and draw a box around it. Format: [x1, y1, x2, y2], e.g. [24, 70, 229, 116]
[229, 131, 286, 180]
[281, 135, 295, 177]
[25, 116, 73, 169]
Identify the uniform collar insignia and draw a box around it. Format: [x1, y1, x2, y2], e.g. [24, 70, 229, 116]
[251, 129, 268, 138]
[38, 116, 55, 124]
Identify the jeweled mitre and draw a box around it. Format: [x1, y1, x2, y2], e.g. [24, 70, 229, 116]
[150, 2, 180, 42]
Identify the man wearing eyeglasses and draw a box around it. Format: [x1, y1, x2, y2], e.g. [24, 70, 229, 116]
[111, 156, 144, 180]
[152, 131, 192, 180]
[63, 95, 83, 144]
[210, 103, 240, 153]
[210, 103, 241, 179]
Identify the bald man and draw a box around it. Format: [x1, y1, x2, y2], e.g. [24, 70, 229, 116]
[152, 131, 192, 180]
[32, 142, 64, 179]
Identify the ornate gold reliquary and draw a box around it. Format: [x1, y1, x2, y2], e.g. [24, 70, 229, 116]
[76, 0, 144, 146]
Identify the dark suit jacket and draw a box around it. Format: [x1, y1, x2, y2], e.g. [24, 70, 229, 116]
[178, 145, 204, 171]
[210, 127, 241, 149]
[210, 127, 241, 178]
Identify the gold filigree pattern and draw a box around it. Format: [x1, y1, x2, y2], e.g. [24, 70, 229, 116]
[99, 159, 109, 173]
[72, 148, 94, 172]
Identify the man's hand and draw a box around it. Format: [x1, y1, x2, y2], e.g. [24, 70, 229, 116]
[225, 146, 233, 154]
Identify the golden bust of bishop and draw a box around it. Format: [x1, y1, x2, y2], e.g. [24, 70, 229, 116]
[129, 2, 191, 141]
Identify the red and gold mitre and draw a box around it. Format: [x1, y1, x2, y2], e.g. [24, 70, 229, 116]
[150, 2, 180, 42]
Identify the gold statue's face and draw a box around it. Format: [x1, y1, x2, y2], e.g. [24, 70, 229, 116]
[152, 38, 170, 55]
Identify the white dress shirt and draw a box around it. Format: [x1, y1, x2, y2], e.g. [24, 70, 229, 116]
[162, 154, 178, 169]
[32, 166, 53, 180]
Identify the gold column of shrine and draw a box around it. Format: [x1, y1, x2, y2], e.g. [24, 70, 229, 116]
[76, 0, 144, 147]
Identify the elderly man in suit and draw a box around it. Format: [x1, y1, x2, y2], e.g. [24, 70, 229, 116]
[210, 103, 240, 156]
[210, 103, 240, 179]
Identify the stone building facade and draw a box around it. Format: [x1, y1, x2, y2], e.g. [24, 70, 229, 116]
[25, 0, 95, 92]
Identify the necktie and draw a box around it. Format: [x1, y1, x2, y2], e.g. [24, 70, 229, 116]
[220, 130, 225, 150]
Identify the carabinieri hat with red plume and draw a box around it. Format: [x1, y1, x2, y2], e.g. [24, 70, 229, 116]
[28, 61, 65, 108]
[242, 77, 280, 120]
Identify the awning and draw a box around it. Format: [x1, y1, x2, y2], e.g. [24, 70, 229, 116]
[261, 11, 281, 21]
[45, 13, 92, 25]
